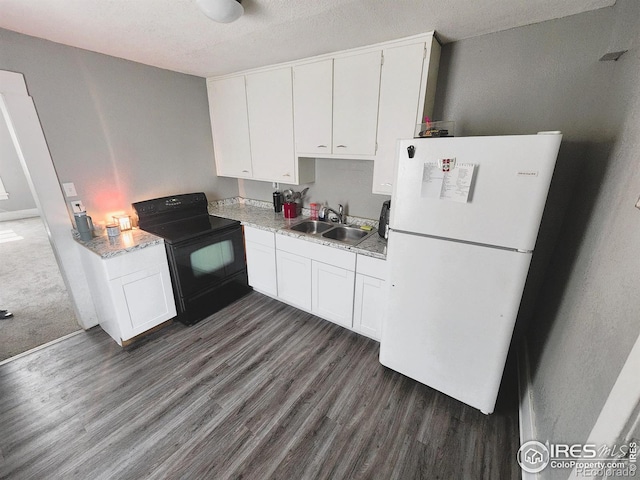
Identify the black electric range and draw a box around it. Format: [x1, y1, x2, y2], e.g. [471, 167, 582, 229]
[133, 193, 250, 325]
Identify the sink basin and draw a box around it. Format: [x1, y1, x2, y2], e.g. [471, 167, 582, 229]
[289, 220, 334, 235]
[288, 219, 376, 246]
[321, 225, 371, 245]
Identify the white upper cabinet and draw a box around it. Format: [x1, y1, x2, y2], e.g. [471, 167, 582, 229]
[206, 32, 440, 190]
[207, 76, 253, 178]
[294, 52, 382, 158]
[246, 67, 297, 183]
[332, 50, 382, 156]
[293, 59, 333, 156]
[373, 41, 435, 195]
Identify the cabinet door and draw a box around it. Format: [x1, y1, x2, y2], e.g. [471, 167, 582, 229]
[207, 76, 253, 178]
[276, 250, 312, 311]
[312, 261, 355, 329]
[246, 68, 296, 183]
[110, 264, 176, 340]
[293, 59, 333, 156]
[373, 42, 426, 195]
[333, 51, 382, 155]
[245, 241, 277, 297]
[353, 274, 385, 340]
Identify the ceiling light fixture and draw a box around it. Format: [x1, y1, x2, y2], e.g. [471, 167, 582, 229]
[196, 0, 244, 23]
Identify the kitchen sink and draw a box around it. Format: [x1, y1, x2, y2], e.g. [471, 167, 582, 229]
[287, 219, 375, 246]
[321, 226, 371, 245]
[288, 220, 334, 235]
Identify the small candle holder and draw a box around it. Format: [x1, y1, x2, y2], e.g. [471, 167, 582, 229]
[113, 215, 132, 231]
[106, 224, 120, 237]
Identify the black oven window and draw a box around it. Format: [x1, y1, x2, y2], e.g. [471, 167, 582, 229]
[190, 240, 235, 278]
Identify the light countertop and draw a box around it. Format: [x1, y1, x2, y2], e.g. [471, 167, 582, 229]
[208, 198, 387, 260]
[72, 197, 387, 260]
[72, 228, 164, 259]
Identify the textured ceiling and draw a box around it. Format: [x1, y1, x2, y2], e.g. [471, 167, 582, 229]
[0, 0, 615, 77]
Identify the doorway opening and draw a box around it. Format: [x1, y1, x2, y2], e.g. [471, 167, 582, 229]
[0, 216, 80, 361]
[1, 70, 96, 362]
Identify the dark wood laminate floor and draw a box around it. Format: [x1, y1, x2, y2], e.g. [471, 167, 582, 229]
[0, 292, 520, 479]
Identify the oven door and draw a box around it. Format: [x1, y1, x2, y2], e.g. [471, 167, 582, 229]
[171, 226, 246, 299]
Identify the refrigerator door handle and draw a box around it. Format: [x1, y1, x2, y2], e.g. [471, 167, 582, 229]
[391, 228, 532, 253]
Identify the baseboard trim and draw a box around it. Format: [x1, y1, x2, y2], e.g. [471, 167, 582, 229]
[0, 329, 83, 366]
[517, 339, 539, 480]
[0, 208, 39, 222]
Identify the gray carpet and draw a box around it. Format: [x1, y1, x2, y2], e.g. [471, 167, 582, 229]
[0, 217, 80, 361]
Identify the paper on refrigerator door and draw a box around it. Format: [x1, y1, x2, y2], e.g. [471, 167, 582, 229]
[421, 163, 445, 198]
[441, 164, 475, 202]
[421, 162, 475, 203]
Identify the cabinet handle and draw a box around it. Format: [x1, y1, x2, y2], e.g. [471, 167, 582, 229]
[317, 145, 327, 148]
[381, 183, 392, 187]
[283, 173, 291, 177]
[242, 170, 249, 173]
[336, 145, 347, 148]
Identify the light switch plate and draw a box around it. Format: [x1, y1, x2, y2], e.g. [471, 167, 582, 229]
[62, 182, 77, 197]
[70, 201, 85, 213]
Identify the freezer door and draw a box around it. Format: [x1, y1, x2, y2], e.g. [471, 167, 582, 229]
[391, 134, 561, 251]
[379, 231, 532, 414]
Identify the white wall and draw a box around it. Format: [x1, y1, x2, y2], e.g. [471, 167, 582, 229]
[0, 28, 238, 226]
[434, 2, 640, 478]
[0, 27, 240, 329]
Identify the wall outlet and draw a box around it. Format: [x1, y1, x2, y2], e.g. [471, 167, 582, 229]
[70, 200, 85, 213]
[62, 182, 77, 197]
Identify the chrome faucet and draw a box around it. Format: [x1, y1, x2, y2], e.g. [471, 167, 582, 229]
[323, 204, 346, 224]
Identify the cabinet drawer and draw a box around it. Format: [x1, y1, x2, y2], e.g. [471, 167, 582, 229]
[103, 244, 167, 280]
[244, 226, 275, 248]
[356, 255, 387, 280]
[276, 234, 355, 271]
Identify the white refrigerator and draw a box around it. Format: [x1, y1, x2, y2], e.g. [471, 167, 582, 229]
[379, 133, 562, 414]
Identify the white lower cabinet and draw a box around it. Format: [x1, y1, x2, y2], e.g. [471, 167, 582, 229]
[244, 226, 278, 297]
[353, 275, 385, 341]
[275, 234, 356, 329]
[245, 231, 387, 339]
[353, 255, 388, 340]
[276, 250, 312, 311]
[77, 242, 176, 346]
[312, 261, 355, 329]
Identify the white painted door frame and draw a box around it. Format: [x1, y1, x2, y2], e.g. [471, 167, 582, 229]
[0, 70, 98, 329]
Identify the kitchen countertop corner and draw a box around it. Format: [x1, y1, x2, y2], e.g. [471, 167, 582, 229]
[72, 228, 164, 259]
